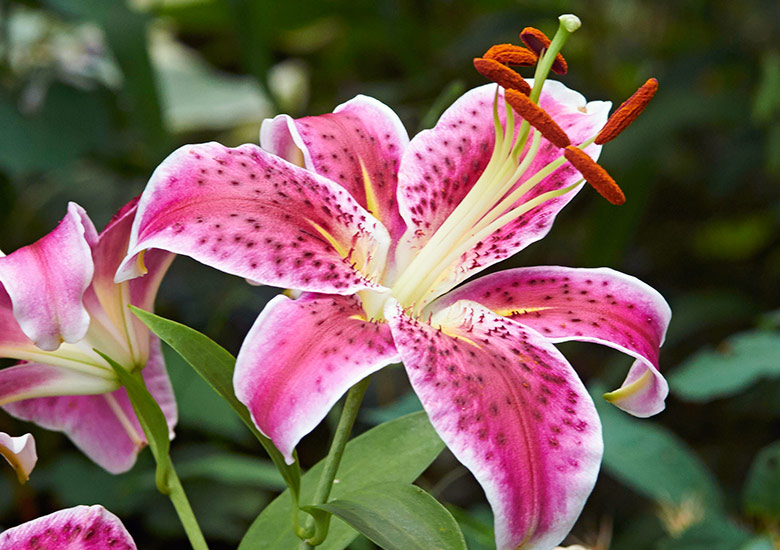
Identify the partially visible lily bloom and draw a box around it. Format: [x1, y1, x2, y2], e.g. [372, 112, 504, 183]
[0, 431, 37, 483]
[0, 199, 177, 474]
[117, 15, 669, 549]
[0, 505, 137, 549]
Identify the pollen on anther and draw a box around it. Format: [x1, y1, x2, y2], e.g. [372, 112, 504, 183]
[473, 58, 531, 95]
[564, 146, 625, 205]
[505, 89, 571, 148]
[483, 44, 538, 67]
[595, 78, 659, 145]
[519, 27, 568, 74]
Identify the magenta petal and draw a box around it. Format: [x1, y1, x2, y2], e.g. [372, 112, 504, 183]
[0, 432, 37, 483]
[387, 299, 602, 550]
[436, 266, 671, 416]
[234, 293, 399, 463]
[0, 286, 37, 352]
[396, 85, 498, 253]
[116, 142, 390, 295]
[261, 95, 409, 243]
[0, 505, 136, 549]
[3, 339, 176, 474]
[0, 203, 96, 351]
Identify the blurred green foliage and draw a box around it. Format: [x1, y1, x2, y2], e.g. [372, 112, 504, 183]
[1, 0, 779, 548]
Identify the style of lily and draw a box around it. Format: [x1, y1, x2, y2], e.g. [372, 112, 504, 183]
[0, 199, 177, 474]
[117, 16, 670, 549]
[0, 431, 37, 483]
[0, 505, 137, 549]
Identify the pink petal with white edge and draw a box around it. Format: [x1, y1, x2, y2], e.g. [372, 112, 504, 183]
[396, 84, 499, 257]
[235, 293, 399, 463]
[435, 266, 671, 417]
[387, 299, 602, 550]
[0, 203, 97, 351]
[261, 95, 409, 244]
[116, 142, 390, 296]
[0, 505, 136, 549]
[3, 339, 177, 474]
[0, 432, 37, 483]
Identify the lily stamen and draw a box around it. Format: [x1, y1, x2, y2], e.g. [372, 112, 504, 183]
[505, 89, 571, 148]
[483, 44, 539, 66]
[520, 27, 568, 75]
[473, 58, 532, 95]
[595, 78, 659, 144]
[564, 146, 626, 204]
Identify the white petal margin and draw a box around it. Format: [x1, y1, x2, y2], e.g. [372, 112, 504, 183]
[0, 505, 136, 549]
[0, 432, 37, 483]
[387, 298, 603, 550]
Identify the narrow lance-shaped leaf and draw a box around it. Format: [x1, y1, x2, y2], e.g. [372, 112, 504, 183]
[309, 482, 467, 550]
[98, 351, 172, 493]
[130, 306, 301, 497]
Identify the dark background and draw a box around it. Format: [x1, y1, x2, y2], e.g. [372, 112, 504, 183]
[1, 0, 779, 548]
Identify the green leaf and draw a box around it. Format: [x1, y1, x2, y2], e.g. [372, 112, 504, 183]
[99, 352, 172, 492]
[593, 387, 721, 507]
[130, 306, 300, 496]
[310, 483, 466, 550]
[656, 516, 770, 550]
[239, 411, 445, 550]
[174, 447, 286, 491]
[669, 331, 780, 402]
[743, 440, 780, 520]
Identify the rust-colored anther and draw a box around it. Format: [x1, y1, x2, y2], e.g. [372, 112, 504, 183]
[504, 89, 571, 148]
[563, 146, 625, 205]
[484, 44, 539, 66]
[519, 27, 568, 74]
[595, 78, 659, 145]
[473, 58, 532, 95]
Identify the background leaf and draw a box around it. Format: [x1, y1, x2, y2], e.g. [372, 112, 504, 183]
[311, 482, 466, 550]
[239, 412, 444, 550]
[669, 331, 780, 402]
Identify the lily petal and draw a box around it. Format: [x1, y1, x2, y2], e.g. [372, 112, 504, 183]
[396, 82, 610, 298]
[0, 203, 96, 351]
[3, 339, 176, 474]
[116, 142, 390, 295]
[0, 505, 136, 549]
[87, 197, 175, 366]
[0, 363, 118, 405]
[234, 293, 399, 463]
[0, 432, 37, 483]
[436, 266, 671, 416]
[261, 95, 409, 243]
[387, 299, 602, 550]
[0, 285, 38, 353]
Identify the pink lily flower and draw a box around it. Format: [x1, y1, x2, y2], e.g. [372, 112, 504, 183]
[0, 431, 37, 483]
[116, 30, 670, 549]
[0, 505, 137, 549]
[0, 199, 177, 474]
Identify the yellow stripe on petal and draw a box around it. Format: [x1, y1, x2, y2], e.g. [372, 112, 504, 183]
[602, 368, 654, 403]
[307, 219, 350, 259]
[360, 159, 380, 217]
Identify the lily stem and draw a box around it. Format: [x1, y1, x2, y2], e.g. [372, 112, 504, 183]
[165, 464, 210, 550]
[298, 376, 371, 549]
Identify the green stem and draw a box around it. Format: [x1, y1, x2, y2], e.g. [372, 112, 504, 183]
[298, 377, 371, 549]
[165, 462, 210, 550]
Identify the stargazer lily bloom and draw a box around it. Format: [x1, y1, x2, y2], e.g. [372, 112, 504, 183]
[117, 15, 669, 549]
[0, 199, 177, 474]
[0, 431, 37, 483]
[0, 505, 137, 549]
